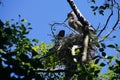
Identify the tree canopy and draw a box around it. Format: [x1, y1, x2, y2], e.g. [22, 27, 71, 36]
[0, 0, 120, 80]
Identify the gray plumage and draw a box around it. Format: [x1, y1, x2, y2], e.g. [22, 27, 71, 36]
[67, 11, 95, 34]
[67, 11, 83, 34]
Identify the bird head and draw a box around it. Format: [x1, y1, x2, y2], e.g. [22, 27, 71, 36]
[67, 11, 76, 19]
[64, 11, 76, 22]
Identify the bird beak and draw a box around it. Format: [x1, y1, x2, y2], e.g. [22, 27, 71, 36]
[64, 17, 68, 22]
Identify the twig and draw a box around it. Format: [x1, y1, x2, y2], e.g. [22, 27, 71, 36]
[99, 1, 120, 42]
[50, 22, 76, 36]
[97, 0, 114, 37]
[96, 23, 101, 30]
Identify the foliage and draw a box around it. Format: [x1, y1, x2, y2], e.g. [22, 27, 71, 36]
[0, 18, 120, 80]
[0, 19, 44, 80]
[90, 0, 111, 15]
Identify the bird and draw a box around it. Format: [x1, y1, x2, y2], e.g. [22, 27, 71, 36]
[56, 30, 65, 40]
[66, 11, 95, 34]
[67, 11, 83, 34]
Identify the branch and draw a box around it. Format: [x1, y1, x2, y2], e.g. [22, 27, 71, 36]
[97, 0, 115, 37]
[67, 0, 92, 64]
[67, 0, 94, 28]
[50, 22, 76, 35]
[97, 6, 113, 37]
[99, 1, 120, 42]
[34, 68, 66, 73]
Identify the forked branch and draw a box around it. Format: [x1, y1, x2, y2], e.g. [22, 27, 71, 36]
[99, 1, 120, 42]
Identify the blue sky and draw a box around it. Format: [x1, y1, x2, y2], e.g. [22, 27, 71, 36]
[0, 0, 119, 45]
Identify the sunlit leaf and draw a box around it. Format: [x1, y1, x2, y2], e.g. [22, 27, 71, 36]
[32, 39, 39, 43]
[21, 19, 28, 22]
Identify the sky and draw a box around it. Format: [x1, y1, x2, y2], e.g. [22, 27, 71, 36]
[0, 0, 110, 43]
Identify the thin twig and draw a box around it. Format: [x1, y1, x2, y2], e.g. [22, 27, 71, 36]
[99, 2, 120, 42]
[50, 22, 77, 35]
[97, 0, 114, 37]
[96, 23, 101, 30]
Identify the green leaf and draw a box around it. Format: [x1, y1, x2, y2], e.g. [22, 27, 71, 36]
[95, 59, 100, 64]
[94, 12, 96, 15]
[18, 14, 21, 18]
[106, 56, 113, 59]
[99, 6, 105, 10]
[93, 6, 98, 11]
[91, 6, 94, 8]
[116, 60, 120, 65]
[21, 19, 28, 22]
[109, 66, 113, 70]
[91, 0, 95, 3]
[32, 39, 39, 43]
[28, 22, 31, 26]
[19, 53, 29, 62]
[99, 10, 104, 15]
[99, 48, 104, 52]
[102, 52, 106, 57]
[101, 43, 106, 48]
[28, 27, 32, 29]
[100, 63, 106, 66]
[94, 70, 100, 76]
[93, 56, 100, 59]
[112, 36, 116, 38]
[107, 44, 115, 48]
[105, 4, 109, 9]
[75, 48, 80, 54]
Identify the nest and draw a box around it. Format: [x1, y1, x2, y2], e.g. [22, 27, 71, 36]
[53, 33, 96, 67]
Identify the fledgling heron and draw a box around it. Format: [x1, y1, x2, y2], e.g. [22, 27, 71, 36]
[67, 11, 83, 34]
[65, 11, 95, 34]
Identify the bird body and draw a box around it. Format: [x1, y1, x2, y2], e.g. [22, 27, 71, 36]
[67, 12, 83, 34]
[67, 11, 95, 34]
[56, 30, 65, 40]
[57, 30, 65, 38]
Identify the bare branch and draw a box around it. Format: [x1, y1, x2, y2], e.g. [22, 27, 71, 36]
[96, 23, 101, 30]
[97, 6, 113, 37]
[99, 1, 120, 42]
[34, 68, 66, 73]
